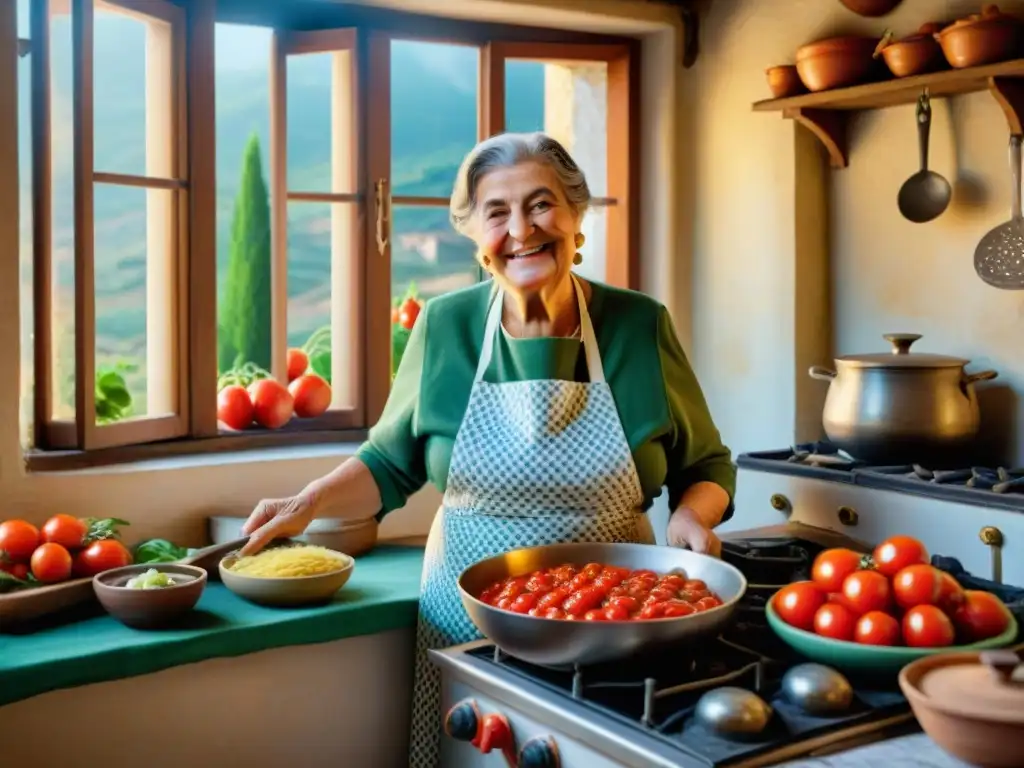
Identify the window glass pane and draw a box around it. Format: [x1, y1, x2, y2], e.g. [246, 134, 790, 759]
[504, 58, 608, 196]
[93, 1, 173, 178]
[18, 2, 32, 447]
[286, 202, 359, 411]
[17, 0, 29, 38]
[391, 204, 483, 376]
[287, 50, 356, 194]
[391, 41, 478, 197]
[94, 184, 176, 422]
[215, 23, 272, 380]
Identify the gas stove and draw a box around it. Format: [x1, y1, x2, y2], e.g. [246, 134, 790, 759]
[430, 536, 1024, 767]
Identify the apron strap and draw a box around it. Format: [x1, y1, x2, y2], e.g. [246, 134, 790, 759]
[473, 274, 606, 384]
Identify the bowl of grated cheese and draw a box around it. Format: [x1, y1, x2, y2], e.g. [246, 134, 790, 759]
[219, 541, 355, 607]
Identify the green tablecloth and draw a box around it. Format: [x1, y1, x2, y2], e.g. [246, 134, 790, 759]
[0, 545, 424, 707]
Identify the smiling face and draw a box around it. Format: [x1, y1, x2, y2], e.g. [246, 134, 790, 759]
[472, 160, 581, 297]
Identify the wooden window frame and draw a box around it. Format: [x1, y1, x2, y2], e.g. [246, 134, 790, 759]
[19, 5, 642, 471]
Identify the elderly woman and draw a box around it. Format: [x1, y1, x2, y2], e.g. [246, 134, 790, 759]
[239, 132, 735, 767]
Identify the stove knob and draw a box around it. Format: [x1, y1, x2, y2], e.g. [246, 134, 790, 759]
[444, 699, 480, 742]
[519, 736, 560, 768]
[471, 712, 513, 755]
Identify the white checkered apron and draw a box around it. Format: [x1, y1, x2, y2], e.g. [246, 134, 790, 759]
[407, 275, 652, 767]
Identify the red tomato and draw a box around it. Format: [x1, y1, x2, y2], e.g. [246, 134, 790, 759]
[902, 605, 956, 648]
[1, 561, 29, 580]
[217, 385, 254, 431]
[639, 602, 666, 620]
[813, 602, 858, 642]
[0, 520, 40, 562]
[526, 572, 555, 593]
[551, 564, 577, 583]
[390, 305, 401, 324]
[73, 539, 132, 578]
[892, 564, 942, 610]
[604, 604, 630, 621]
[510, 593, 538, 613]
[855, 611, 901, 646]
[40, 514, 88, 551]
[536, 587, 571, 611]
[288, 374, 332, 419]
[647, 587, 677, 603]
[607, 595, 640, 614]
[774, 581, 828, 631]
[841, 570, 892, 615]
[564, 586, 605, 616]
[583, 609, 607, 621]
[580, 563, 603, 580]
[684, 579, 707, 591]
[398, 298, 421, 330]
[286, 348, 309, 382]
[541, 607, 565, 619]
[31, 542, 73, 583]
[872, 535, 929, 578]
[937, 572, 966, 615]
[953, 590, 1013, 643]
[248, 379, 294, 430]
[663, 599, 697, 617]
[694, 596, 722, 612]
[811, 548, 864, 593]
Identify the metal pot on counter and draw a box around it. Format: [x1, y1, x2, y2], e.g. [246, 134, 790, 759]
[808, 333, 998, 465]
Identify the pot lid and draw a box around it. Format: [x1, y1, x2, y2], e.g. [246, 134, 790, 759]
[835, 333, 969, 368]
[914, 649, 1024, 724]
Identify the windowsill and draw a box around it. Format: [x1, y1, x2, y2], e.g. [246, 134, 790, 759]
[0, 544, 425, 708]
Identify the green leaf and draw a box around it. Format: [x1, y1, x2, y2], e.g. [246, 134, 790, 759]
[309, 351, 331, 383]
[134, 538, 189, 564]
[0, 571, 32, 593]
[101, 385, 132, 408]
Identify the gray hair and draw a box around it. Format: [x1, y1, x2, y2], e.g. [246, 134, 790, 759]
[449, 132, 592, 234]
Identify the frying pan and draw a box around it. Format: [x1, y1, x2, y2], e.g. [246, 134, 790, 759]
[457, 542, 748, 667]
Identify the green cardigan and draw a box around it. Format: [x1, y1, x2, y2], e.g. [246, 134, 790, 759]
[357, 280, 736, 522]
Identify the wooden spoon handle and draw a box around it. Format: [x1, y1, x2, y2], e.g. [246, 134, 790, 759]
[180, 538, 249, 574]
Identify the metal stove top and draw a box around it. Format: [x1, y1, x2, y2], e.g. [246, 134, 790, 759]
[432, 536, 1024, 767]
[737, 442, 1024, 513]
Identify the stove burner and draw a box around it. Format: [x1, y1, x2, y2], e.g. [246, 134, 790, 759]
[902, 464, 1024, 494]
[786, 443, 861, 469]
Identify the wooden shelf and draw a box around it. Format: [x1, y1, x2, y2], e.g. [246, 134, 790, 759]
[752, 58, 1024, 168]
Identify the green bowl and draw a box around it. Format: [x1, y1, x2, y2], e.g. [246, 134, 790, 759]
[765, 600, 1018, 676]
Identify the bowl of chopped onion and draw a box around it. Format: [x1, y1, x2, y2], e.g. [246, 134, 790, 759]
[93, 563, 207, 629]
[218, 541, 355, 607]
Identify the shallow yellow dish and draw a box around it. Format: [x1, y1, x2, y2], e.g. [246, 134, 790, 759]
[219, 543, 355, 607]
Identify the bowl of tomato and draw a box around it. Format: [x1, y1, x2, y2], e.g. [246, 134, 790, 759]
[766, 536, 1019, 675]
[458, 541, 748, 667]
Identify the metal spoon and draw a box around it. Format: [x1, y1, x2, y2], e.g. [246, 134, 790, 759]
[898, 91, 951, 223]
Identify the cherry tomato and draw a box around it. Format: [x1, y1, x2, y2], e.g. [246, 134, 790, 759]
[607, 595, 640, 614]
[583, 609, 607, 621]
[536, 587, 571, 611]
[813, 602, 858, 642]
[811, 548, 864, 593]
[563, 586, 605, 617]
[892, 564, 942, 610]
[604, 604, 630, 621]
[31, 542, 73, 583]
[510, 593, 538, 613]
[841, 570, 891, 615]
[72, 540, 133, 577]
[580, 563, 603, 580]
[1, 561, 29, 580]
[660, 574, 685, 591]
[217, 384, 255, 431]
[40, 514, 88, 551]
[479, 583, 503, 605]
[902, 605, 956, 648]
[683, 579, 707, 591]
[551, 565, 577, 584]
[526, 572, 554, 593]
[286, 347, 309, 382]
[0, 520, 40, 562]
[390, 305, 401, 324]
[774, 581, 828, 631]
[398, 298, 421, 330]
[854, 610, 901, 646]
[288, 374, 332, 419]
[247, 379, 294, 430]
[953, 590, 1013, 643]
[936, 572, 966, 615]
[498, 576, 529, 600]
[872, 535, 929, 578]
[497, 597, 513, 610]
[542, 607, 565, 619]
[639, 602, 666, 620]
[694, 596, 722, 612]
[647, 587, 677, 603]
[663, 599, 697, 617]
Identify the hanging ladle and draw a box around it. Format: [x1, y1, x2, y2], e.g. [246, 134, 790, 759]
[897, 90, 951, 223]
[974, 133, 1024, 290]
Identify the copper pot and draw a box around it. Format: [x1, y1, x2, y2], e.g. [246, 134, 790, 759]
[796, 35, 884, 92]
[934, 5, 1024, 69]
[876, 23, 948, 77]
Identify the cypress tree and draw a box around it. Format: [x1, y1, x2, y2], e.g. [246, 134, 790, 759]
[218, 133, 272, 373]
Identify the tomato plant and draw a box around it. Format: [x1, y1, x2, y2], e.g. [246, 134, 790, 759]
[841, 570, 892, 615]
[286, 348, 309, 382]
[902, 604, 955, 648]
[31, 543, 73, 583]
[248, 379, 294, 429]
[73, 539, 133, 578]
[813, 602, 858, 641]
[217, 385, 254, 431]
[854, 610, 901, 646]
[0, 520, 40, 562]
[953, 590, 1013, 642]
[872, 535, 929, 578]
[891, 563, 942, 610]
[811, 548, 865, 593]
[289, 374, 332, 418]
[40, 514, 88, 550]
[773, 581, 827, 632]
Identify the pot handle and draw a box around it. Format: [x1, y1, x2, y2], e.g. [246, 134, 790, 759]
[965, 370, 999, 384]
[980, 649, 1021, 684]
[883, 333, 923, 355]
[808, 366, 837, 382]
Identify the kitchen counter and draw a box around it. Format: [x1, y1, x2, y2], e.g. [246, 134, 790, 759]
[0, 544, 425, 707]
[781, 732, 971, 767]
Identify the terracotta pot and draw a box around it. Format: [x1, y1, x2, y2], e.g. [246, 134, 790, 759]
[795, 35, 884, 92]
[877, 23, 948, 77]
[839, 0, 902, 17]
[765, 65, 806, 99]
[934, 4, 1024, 69]
[899, 647, 1024, 768]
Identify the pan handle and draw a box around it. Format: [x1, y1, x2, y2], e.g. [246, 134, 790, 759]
[808, 366, 837, 382]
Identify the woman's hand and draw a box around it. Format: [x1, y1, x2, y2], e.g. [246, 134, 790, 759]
[238, 492, 318, 557]
[666, 506, 722, 558]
